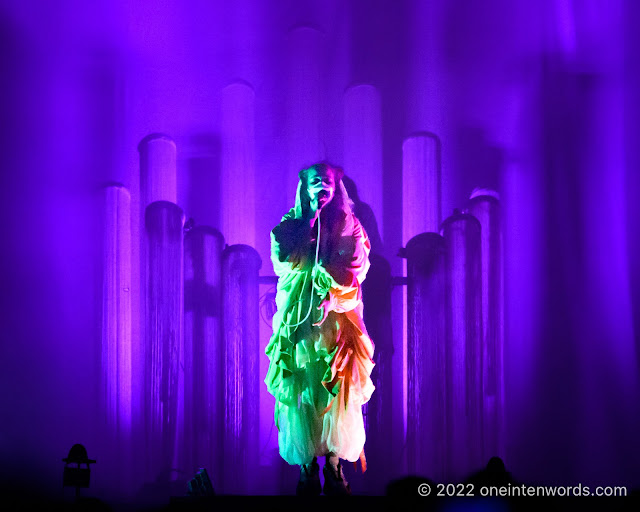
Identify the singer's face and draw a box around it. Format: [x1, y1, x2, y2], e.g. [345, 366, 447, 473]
[307, 168, 336, 209]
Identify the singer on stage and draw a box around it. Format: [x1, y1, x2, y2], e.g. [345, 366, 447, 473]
[264, 162, 375, 496]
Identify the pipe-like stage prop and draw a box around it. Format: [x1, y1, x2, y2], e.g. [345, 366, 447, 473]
[442, 210, 483, 481]
[100, 182, 133, 490]
[467, 192, 505, 463]
[361, 254, 393, 491]
[221, 82, 256, 247]
[222, 244, 261, 494]
[184, 226, 225, 485]
[144, 200, 185, 482]
[404, 232, 447, 481]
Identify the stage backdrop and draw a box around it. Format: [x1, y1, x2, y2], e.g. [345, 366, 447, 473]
[0, 0, 639, 500]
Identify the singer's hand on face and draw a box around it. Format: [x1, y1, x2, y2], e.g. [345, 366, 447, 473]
[306, 167, 336, 227]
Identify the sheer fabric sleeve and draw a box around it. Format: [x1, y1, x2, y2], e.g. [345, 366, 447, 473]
[270, 211, 312, 278]
[321, 216, 371, 314]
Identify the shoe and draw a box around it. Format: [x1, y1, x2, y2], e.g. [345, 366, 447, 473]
[323, 462, 352, 496]
[296, 458, 321, 496]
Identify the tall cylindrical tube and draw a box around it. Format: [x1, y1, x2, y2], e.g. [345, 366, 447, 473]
[405, 233, 447, 481]
[137, 134, 179, 485]
[144, 200, 185, 482]
[467, 192, 504, 464]
[361, 253, 393, 491]
[221, 82, 256, 247]
[344, 84, 384, 237]
[100, 183, 133, 490]
[222, 245, 261, 495]
[184, 226, 225, 483]
[442, 210, 483, 481]
[402, 133, 442, 239]
[402, 132, 442, 463]
[138, 134, 178, 207]
[286, 26, 324, 193]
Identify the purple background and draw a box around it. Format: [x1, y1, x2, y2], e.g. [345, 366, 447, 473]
[1, 0, 639, 500]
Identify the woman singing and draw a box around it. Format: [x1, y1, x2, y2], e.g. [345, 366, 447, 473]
[264, 162, 375, 496]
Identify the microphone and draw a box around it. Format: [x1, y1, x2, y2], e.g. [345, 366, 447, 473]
[316, 190, 329, 209]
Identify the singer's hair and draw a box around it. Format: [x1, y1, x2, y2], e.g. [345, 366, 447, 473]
[298, 162, 349, 266]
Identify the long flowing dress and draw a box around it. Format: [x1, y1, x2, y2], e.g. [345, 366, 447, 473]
[264, 180, 375, 471]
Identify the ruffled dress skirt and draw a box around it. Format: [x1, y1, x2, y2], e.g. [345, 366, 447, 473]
[264, 283, 375, 466]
